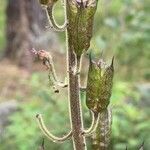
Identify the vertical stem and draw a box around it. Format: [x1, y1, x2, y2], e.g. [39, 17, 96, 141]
[92, 109, 112, 150]
[67, 44, 86, 150]
[64, 0, 86, 149]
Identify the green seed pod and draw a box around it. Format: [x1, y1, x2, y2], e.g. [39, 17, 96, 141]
[67, 0, 98, 57]
[86, 55, 101, 112]
[86, 57, 114, 113]
[97, 57, 114, 111]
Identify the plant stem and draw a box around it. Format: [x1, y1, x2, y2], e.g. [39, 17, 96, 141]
[64, 0, 86, 148]
[67, 43, 86, 150]
[92, 108, 112, 150]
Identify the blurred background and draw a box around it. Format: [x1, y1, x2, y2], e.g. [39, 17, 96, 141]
[0, 0, 149, 149]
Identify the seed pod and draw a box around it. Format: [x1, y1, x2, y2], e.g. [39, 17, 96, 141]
[97, 57, 114, 111]
[86, 55, 101, 112]
[67, 0, 98, 57]
[86, 57, 114, 113]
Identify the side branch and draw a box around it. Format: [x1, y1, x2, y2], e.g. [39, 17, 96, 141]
[43, 3, 68, 32]
[30, 48, 67, 92]
[83, 112, 99, 137]
[36, 114, 72, 143]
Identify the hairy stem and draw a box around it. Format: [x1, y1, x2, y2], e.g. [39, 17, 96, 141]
[92, 108, 112, 150]
[43, 3, 68, 32]
[67, 45, 86, 150]
[64, 0, 87, 148]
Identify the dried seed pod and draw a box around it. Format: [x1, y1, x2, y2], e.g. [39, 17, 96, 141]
[86, 55, 101, 112]
[67, 0, 98, 57]
[97, 57, 114, 111]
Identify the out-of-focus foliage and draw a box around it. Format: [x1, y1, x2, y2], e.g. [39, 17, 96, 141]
[111, 82, 150, 149]
[0, 73, 72, 150]
[0, 0, 6, 52]
[92, 0, 150, 81]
